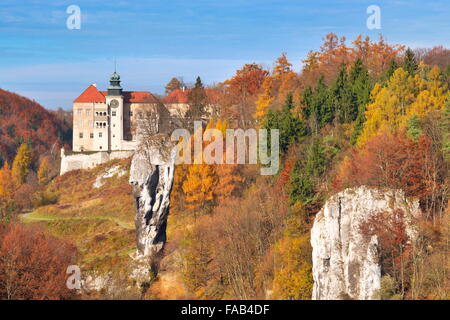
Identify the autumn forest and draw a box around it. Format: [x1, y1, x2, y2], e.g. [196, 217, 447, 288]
[0, 33, 449, 300]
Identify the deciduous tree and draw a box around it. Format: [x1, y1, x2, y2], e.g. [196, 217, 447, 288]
[37, 158, 50, 185]
[0, 223, 78, 300]
[11, 143, 32, 185]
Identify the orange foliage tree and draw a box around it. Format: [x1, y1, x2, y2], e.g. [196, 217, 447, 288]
[182, 125, 217, 215]
[0, 223, 78, 300]
[254, 53, 299, 122]
[334, 132, 434, 198]
[360, 209, 411, 298]
[301, 33, 404, 86]
[221, 63, 268, 124]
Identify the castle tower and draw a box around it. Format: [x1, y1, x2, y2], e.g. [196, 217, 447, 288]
[106, 71, 123, 151]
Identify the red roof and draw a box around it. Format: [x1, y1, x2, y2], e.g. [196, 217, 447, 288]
[74, 85, 106, 103]
[163, 89, 189, 104]
[74, 84, 159, 103]
[124, 91, 160, 103]
[101, 91, 160, 103]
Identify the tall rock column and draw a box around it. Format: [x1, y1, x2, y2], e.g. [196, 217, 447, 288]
[129, 134, 175, 273]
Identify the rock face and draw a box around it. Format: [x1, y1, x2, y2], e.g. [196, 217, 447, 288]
[311, 186, 421, 300]
[129, 134, 175, 272]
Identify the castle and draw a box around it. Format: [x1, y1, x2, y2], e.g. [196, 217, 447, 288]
[72, 72, 168, 152]
[72, 72, 219, 153]
[63, 72, 218, 175]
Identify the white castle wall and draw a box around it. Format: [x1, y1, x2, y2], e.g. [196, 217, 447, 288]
[60, 148, 134, 175]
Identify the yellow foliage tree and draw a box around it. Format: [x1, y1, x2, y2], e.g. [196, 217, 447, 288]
[11, 143, 32, 185]
[254, 77, 274, 121]
[0, 162, 15, 198]
[37, 158, 50, 185]
[358, 67, 446, 146]
[0, 162, 17, 220]
[272, 233, 313, 300]
[212, 119, 244, 202]
[406, 66, 447, 122]
[182, 163, 216, 214]
[182, 124, 217, 215]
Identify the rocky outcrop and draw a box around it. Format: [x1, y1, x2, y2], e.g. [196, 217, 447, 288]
[129, 134, 175, 274]
[93, 165, 127, 188]
[311, 186, 421, 300]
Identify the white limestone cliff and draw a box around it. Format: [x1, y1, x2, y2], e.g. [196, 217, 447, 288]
[311, 186, 421, 300]
[129, 134, 176, 275]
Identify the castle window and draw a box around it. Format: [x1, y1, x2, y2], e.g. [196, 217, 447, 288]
[112, 111, 116, 116]
[77, 109, 82, 115]
[86, 110, 90, 116]
[79, 132, 83, 139]
[129, 111, 133, 116]
[100, 146, 102, 150]
[90, 133, 94, 139]
[99, 132, 102, 138]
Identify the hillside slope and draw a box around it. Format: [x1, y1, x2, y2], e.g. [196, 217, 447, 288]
[0, 89, 72, 165]
[20, 158, 136, 276]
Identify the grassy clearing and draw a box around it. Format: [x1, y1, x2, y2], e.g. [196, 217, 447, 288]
[21, 158, 137, 273]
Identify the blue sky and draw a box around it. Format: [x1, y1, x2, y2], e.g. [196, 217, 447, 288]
[1, 0, 449, 109]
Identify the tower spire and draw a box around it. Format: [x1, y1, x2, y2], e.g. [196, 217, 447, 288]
[108, 62, 122, 96]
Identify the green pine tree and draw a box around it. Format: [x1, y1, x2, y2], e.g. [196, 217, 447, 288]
[265, 93, 307, 154]
[406, 114, 422, 141]
[332, 63, 354, 123]
[349, 59, 372, 144]
[288, 137, 327, 205]
[186, 76, 207, 119]
[385, 59, 399, 81]
[349, 59, 372, 109]
[403, 48, 418, 76]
